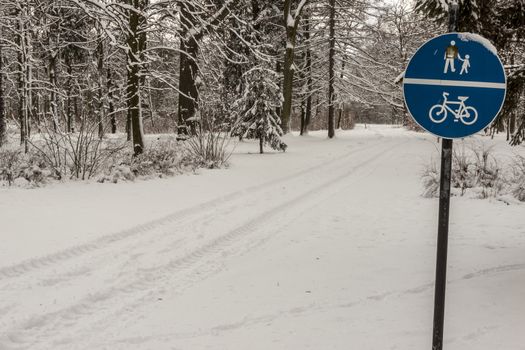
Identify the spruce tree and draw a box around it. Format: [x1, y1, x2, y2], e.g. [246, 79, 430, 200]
[232, 67, 287, 154]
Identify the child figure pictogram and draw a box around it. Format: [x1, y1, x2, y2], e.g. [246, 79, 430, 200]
[458, 54, 471, 75]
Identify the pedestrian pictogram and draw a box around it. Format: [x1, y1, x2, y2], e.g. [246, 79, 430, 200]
[403, 32, 506, 139]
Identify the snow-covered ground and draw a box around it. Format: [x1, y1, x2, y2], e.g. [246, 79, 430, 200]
[0, 125, 523, 350]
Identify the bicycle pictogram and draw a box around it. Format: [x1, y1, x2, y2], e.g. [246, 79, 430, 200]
[428, 92, 478, 125]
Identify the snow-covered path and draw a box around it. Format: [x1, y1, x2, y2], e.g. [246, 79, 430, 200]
[0, 126, 523, 349]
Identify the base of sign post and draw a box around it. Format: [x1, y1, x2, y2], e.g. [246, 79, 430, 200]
[432, 138, 453, 350]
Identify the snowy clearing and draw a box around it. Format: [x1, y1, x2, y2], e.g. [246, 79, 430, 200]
[0, 125, 524, 350]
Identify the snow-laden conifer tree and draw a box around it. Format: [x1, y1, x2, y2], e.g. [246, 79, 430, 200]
[232, 67, 287, 154]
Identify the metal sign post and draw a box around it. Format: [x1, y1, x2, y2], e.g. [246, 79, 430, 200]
[432, 7, 457, 350]
[402, 2, 507, 349]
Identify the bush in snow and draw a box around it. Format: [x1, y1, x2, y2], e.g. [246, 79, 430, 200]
[0, 148, 23, 186]
[510, 155, 525, 201]
[131, 140, 196, 176]
[452, 145, 476, 195]
[185, 112, 233, 169]
[421, 159, 440, 198]
[470, 144, 503, 198]
[28, 117, 127, 180]
[422, 142, 505, 199]
[0, 148, 55, 187]
[231, 67, 287, 154]
[98, 140, 197, 183]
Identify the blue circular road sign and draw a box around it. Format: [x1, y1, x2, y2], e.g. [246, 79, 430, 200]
[403, 33, 506, 139]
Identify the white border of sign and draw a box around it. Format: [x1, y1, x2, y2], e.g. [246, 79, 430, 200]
[402, 32, 507, 140]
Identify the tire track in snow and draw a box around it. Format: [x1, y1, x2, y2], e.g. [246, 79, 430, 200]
[0, 139, 385, 282]
[0, 139, 404, 350]
[0, 140, 388, 297]
[0, 139, 391, 339]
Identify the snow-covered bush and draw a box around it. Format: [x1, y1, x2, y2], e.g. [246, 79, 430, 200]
[28, 124, 127, 180]
[131, 140, 195, 176]
[97, 165, 135, 184]
[471, 144, 503, 198]
[421, 159, 439, 198]
[512, 175, 525, 202]
[184, 112, 233, 169]
[231, 67, 287, 153]
[0, 148, 55, 187]
[452, 145, 476, 195]
[0, 148, 23, 186]
[422, 142, 505, 199]
[510, 155, 525, 201]
[98, 140, 197, 183]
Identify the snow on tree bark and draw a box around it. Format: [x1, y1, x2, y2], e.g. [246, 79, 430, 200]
[126, 0, 146, 156]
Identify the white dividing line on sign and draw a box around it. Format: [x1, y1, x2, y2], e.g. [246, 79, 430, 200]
[403, 78, 506, 89]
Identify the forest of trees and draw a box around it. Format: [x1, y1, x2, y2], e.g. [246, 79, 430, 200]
[0, 0, 523, 161]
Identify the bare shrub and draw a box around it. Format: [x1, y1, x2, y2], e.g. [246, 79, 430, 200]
[131, 140, 195, 177]
[97, 140, 197, 183]
[470, 143, 503, 198]
[452, 144, 475, 195]
[0, 148, 23, 186]
[422, 142, 505, 199]
[29, 119, 127, 180]
[421, 159, 439, 198]
[510, 155, 525, 201]
[185, 113, 233, 169]
[0, 147, 55, 187]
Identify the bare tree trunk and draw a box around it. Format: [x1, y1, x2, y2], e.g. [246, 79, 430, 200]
[327, 0, 336, 138]
[275, 60, 282, 119]
[97, 32, 105, 139]
[336, 59, 345, 129]
[177, 2, 199, 134]
[126, 113, 131, 140]
[107, 67, 116, 134]
[259, 134, 264, 154]
[282, 40, 294, 134]
[301, 11, 312, 136]
[17, 8, 29, 153]
[126, 0, 146, 155]
[65, 52, 74, 133]
[49, 54, 59, 132]
[282, 0, 306, 134]
[0, 39, 5, 146]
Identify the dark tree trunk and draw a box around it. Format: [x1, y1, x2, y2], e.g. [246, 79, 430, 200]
[301, 11, 312, 136]
[49, 46, 59, 132]
[275, 60, 282, 119]
[176, 0, 239, 135]
[16, 15, 24, 147]
[337, 60, 345, 129]
[74, 96, 79, 131]
[259, 134, 264, 154]
[0, 41, 5, 146]
[107, 67, 116, 134]
[97, 33, 105, 139]
[126, 113, 131, 140]
[16, 12, 29, 153]
[65, 52, 74, 133]
[126, 0, 146, 155]
[300, 101, 306, 135]
[177, 2, 199, 133]
[281, 0, 298, 135]
[282, 43, 294, 134]
[327, 0, 336, 138]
